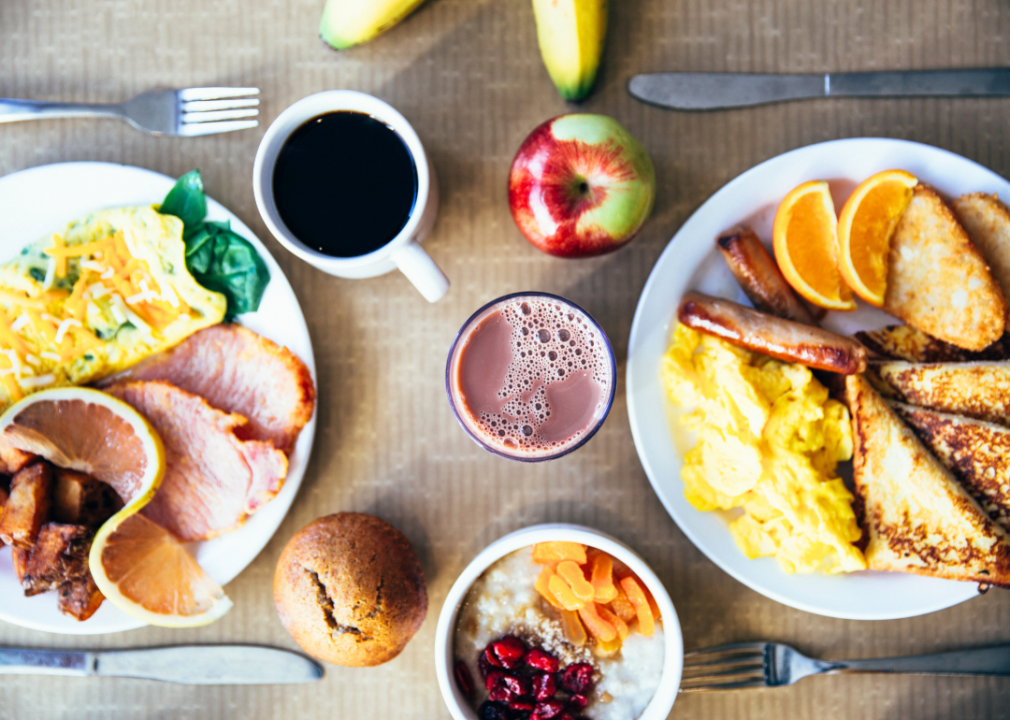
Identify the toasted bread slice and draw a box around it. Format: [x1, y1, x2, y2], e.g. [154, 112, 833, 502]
[891, 402, 1010, 532]
[855, 325, 1010, 363]
[953, 193, 1010, 323]
[846, 375, 1010, 583]
[883, 185, 1006, 351]
[877, 360, 1010, 425]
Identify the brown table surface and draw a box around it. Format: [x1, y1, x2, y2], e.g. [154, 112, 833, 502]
[2, 0, 1010, 717]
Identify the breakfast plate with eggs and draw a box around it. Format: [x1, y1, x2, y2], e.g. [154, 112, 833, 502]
[626, 138, 1010, 620]
[0, 162, 316, 634]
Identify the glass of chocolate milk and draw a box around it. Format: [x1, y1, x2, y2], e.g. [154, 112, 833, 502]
[446, 292, 616, 461]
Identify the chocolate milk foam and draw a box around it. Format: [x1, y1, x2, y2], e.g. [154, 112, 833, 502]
[453, 297, 612, 456]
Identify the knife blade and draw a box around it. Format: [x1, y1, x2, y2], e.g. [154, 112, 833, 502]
[628, 68, 1010, 111]
[0, 645, 324, 684]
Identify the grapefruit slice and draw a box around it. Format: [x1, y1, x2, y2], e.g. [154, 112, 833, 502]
[0, 387, 231, 627]
[836, 169, 918, 306]
[773, 180, 856, 311]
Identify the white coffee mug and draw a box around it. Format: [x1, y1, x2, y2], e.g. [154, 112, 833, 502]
[253, 90, 450, 303]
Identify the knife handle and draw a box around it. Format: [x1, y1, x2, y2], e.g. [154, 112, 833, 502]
[0, 647, 93, 676]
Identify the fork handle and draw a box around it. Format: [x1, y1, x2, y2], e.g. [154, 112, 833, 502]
[0, 99, 125, 123]
[830, 645, 1010, 676]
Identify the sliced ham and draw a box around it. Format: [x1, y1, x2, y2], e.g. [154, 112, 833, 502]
[101, 324, 315, 454]
[104, 381, 288, 542]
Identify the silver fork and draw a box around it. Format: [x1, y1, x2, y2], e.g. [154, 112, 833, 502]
[681, 641, 1010, 692]
[0, 87, 259, 136]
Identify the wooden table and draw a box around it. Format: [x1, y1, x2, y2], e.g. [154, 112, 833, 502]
[2, 0, 1009, 717]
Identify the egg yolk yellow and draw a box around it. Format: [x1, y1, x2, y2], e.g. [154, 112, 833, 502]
[662, 325, 866, 574]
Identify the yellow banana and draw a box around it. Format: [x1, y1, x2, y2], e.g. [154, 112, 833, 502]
[320, 0, 427, 50]
[532, 0, 609, 102]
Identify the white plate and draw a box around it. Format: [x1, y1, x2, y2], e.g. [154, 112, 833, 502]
[627, 138, 1009, 620]
[0, 162, 316, 634]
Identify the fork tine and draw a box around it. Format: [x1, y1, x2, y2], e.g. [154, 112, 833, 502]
[685, 642, 769, 658]
[182, 98, 260, 112]
[179, 120, 259, 137]
[681, 659, 765, 677]
[178, 87, 260, 102]
[680, 678, 769, 693]
[183, 109, 259, 124]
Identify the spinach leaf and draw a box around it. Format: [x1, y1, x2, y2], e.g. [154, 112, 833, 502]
[159, 171, 271, 316]
[159, 170, 207, 233]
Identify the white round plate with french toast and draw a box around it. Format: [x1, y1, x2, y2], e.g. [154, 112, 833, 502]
[627, 138, 1008, 620]
[0, 163, 316, 634]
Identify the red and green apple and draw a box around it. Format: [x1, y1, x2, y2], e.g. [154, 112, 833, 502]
[508, 114, 656, 258]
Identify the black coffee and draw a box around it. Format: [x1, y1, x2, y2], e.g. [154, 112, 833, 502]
[272, 111, 418, 258]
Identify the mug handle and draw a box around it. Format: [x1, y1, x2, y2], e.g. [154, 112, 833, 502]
[392, 240, 450, 303]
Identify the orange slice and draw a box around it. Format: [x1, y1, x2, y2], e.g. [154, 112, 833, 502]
[0, 387, 231, 627]
[95, 513, 232, 626]
[773, 181, 856, 311]
[836, 170, 918, 306]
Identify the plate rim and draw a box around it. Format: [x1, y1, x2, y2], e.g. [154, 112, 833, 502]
[626, 137, 999, 620]
[0, 161, 317, 634]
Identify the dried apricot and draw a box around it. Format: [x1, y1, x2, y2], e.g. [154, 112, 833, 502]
[596, 604, 628, 640]
[589, 553, 618, 603]
[577, 602, 617, 642]
[532, 541, 587, 564]
[620, 577, 655, 637]
[535, 566, 563, 608]
[549, 574, 585, 610]
[594, 633, 623, 658]
[608, 584, 637, 624]
[560, 608, 587, 646]
[557, 561, 595, 603]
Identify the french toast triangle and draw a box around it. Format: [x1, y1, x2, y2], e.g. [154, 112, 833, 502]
[953, 192, 1010, 324]
[846, 374, 1010, 584]
[891, 402, 1010, 533]
[883, 184, 1006, 351]
[876, 360, 1010, 425]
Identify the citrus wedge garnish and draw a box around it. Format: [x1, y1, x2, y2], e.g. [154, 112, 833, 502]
[773, 180, 856, 311]
[836, 169, 918, 306]
[0, 387, 231, 627]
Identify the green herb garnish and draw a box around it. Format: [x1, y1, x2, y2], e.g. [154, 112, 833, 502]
[159, 170, 270, 317]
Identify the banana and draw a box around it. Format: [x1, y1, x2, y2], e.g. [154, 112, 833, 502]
[320, 0, 427, 50]
[532, 0, 609, 102]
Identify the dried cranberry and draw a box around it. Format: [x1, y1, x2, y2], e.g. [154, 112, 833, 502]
[454, 661, 475, 697]
[478, 701, 510, 720]
[503, 674, 532, 697]
[524, 648, 560, 673]
[556, 714, 575, 720]
[484, 646, 503, 668]
[489, 636, 527, 669]
[530, 699, 567, 720]
[509, 699, 536, 712]
[567, 694, 588, 710]
[485, 670, 507, 692]
[559, 663, 595, 694]
[479, 649, 495, 677]
[531, 672, 557, 701]
[489, 685, 513, 703]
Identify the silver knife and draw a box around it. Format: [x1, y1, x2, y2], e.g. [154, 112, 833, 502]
[0, 645, 323, 684]
[628, 68, 1010, 111]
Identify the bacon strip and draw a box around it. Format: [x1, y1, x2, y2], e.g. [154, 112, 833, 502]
[678, 291, 867, 374]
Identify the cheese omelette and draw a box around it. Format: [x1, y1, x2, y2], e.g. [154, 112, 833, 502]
[663, 324, 866, 574]
[0, 206, 226, 410]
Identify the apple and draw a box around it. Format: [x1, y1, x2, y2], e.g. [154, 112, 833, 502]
[508, 114, 656, 258]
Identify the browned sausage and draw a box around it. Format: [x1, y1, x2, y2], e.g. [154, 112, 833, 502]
[678, 291, 868, 374]
[716, 225, 825, 324]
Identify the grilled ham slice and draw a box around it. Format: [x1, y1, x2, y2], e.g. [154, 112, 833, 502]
[877, 360, 1010, 426]
[104, 381, 288, 542]
[883, 185, 1006, 351]
[846, 374, 1010, 584]
[891, 402, 1010, 532]
[101, 325, 315, 454]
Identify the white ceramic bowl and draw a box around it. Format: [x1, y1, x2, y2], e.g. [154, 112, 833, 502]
[434, 524, 683, 720]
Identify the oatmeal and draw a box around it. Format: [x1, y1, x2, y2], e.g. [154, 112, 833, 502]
[452, 544, 665, 720]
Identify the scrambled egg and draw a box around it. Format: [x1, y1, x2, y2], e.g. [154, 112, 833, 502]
[0, 206, 226, 410]
[662, 324, 866, 574]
